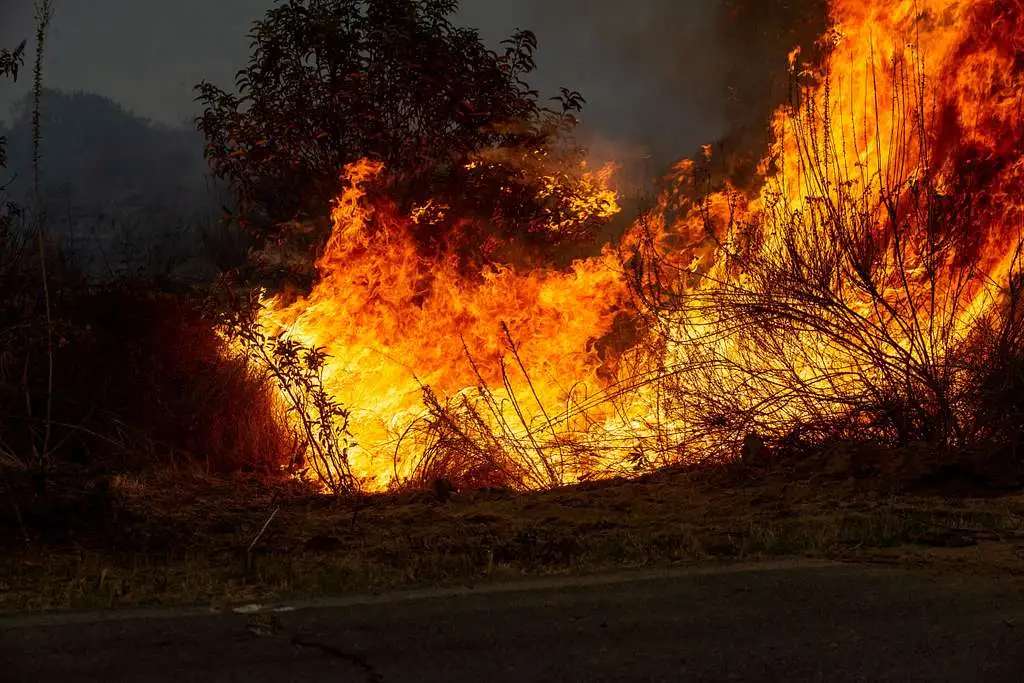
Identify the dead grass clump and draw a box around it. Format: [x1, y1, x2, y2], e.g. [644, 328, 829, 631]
[0, 286, 299, 488]
[52, 287, 300, 475]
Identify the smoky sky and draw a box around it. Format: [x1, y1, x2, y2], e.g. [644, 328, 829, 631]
[0, 0, 816, 177]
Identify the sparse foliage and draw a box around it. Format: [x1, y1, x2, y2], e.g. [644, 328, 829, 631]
[0, 40, 26, 209]
[403, 323, 623, 492]
[30, 0, 56, 473]
[0, 40, 28, 476]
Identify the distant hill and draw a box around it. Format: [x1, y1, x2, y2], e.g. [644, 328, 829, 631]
[0, 89, 225, 279]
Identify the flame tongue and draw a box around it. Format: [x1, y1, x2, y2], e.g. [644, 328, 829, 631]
[258, 159, 630, 488]
[786, 0, 1024, 314]
[251, 0, 1023, 491]
[646, 0, 1024, 448]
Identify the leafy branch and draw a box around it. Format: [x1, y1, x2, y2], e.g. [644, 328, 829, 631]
[214, 291, 360, 495]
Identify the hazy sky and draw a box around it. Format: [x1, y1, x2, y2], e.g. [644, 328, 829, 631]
[0, 0, 746, 170]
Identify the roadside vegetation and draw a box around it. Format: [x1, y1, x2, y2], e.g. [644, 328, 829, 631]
[0, 0, 1021, 613]
[3, 445, 1023, 612]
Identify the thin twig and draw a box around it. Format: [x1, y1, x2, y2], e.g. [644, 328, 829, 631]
[248, 505, 280, 558]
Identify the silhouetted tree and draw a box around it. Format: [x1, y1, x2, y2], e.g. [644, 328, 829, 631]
[195, 0, 598, 270]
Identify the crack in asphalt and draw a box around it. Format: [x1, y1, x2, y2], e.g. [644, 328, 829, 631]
[289, 635, 384, 683]
[242, 613, 383, 682]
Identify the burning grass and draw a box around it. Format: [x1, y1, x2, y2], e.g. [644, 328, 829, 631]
[625, 0, 1024, 464]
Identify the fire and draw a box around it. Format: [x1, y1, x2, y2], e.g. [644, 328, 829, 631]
[253, 159, 635, 489]
[242, 0, 1022, 490]
[637, 0, 1024, 453]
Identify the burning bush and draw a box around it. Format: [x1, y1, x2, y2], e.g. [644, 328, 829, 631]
[193, 1, 648, 493]
[239, 159, 633, 492]
[630, 0, 1024, 463]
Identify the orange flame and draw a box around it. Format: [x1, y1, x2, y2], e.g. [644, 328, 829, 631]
[637, 0, 1023, 450]
[248, 0, 1022, 489]
[256, 159, 634, 488]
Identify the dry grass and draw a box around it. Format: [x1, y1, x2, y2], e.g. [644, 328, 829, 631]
[0, 288, 301, 478]
[1, 445, 1022, 614]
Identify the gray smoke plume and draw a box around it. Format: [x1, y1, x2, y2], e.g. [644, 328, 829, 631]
[460, 0, 828, 190]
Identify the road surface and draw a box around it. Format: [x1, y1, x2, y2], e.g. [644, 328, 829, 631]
[2, 561, 1022, 682]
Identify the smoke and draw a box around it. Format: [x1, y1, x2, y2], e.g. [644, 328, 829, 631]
[0, 1, 34, 119]
[1, 0, 828, 168]
[0, 1, 32, 47]
[460, 0, 828, 188]
[523, 0, 728, 167]
[1, 0, 828, 190]
[708, 0, 829, 188]
[0, 0, 273, 127]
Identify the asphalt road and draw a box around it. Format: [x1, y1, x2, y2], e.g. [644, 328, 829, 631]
[2, 561, 1022, 682]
